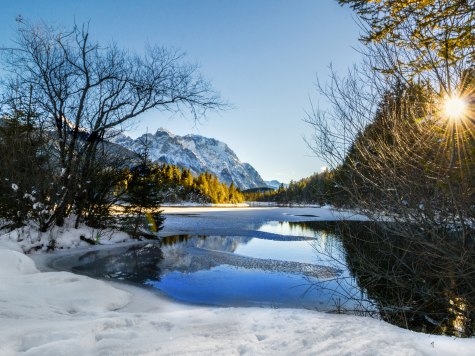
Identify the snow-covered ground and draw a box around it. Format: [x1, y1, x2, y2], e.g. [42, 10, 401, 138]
[1, 207, 474, 355]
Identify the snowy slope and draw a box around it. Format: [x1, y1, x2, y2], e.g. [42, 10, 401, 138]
[1, 207, 475, 354]
[113, 129, 267, 190]
[1, 240, 474, 355]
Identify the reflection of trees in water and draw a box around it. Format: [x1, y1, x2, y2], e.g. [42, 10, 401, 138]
[159, 234, 337, 278]
[304, 220, 475, 337]
[74, 225, 475, 336]
[161, 235, 196, 246]
[288, 221, 342, 256]
[74, 244, 164, 284]
[259, 221, 320, 239]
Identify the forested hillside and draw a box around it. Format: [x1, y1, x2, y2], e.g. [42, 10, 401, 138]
[244, 170, 337, 205]
[128, 163, 244, 204]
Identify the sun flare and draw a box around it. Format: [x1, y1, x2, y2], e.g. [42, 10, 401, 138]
[443, 95, 468, 120]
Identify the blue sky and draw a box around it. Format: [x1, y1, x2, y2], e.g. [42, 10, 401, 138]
[0, 0, 361, 183]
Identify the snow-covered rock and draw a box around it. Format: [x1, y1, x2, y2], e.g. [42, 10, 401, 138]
[113, 128, 267, 190]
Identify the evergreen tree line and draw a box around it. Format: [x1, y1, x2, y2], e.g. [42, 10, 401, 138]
[244, 171, 336, 205]
[121, 163, 244, 205]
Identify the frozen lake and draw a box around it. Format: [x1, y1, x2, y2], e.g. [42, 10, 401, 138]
[48, 207, 368, 311]
[45, 207, 473, 336]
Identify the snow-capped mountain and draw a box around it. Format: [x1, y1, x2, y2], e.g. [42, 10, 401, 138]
[114, 128, 267, 190]
[264, 180, 287, 190]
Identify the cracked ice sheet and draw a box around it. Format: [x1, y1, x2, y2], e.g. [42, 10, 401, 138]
[1, 242, 474, 355]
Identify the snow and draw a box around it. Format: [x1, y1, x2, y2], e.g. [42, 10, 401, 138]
[0, 249, 38, 276]
[0, 242, 473, 355]
[264, 179, 286, 189]
[162, 202, 250, 208]
[115, 128, 267, 189]
[0, 217, 131, 254]
[1, 207, 474, 355]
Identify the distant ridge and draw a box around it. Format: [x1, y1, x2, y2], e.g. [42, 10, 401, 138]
[264, 180, 287, 190]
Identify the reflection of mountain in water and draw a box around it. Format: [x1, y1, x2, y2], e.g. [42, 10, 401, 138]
[64, 220, 475, 337]
[160, 235, 337, 278]
[71, 235, 340, 285]
[161, 235, 250, 253]
[162, 245, 338, 278]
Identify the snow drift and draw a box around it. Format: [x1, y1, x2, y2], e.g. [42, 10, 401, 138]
[1, 237, 474, 355]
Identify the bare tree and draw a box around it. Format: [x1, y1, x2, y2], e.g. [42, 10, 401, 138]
[0, 20, 224, 231]
[303, 3, 475, 336]
[306, 33, 474, 246]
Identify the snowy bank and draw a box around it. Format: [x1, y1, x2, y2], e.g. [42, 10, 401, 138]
[0, 206, 350, 254]
[1, 240, 474, 355]
[0, 218, 132, 254]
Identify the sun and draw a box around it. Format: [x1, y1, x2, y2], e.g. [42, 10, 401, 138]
[443, 95, 468, 121]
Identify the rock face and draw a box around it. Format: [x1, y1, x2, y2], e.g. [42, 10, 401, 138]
[114, 128, 267, 190]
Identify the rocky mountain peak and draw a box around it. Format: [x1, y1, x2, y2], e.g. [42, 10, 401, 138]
[114, 128, 267, 190]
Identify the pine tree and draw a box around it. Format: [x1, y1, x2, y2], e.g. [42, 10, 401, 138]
[119, 140, 164, 238]
[0, 111, 54, 230]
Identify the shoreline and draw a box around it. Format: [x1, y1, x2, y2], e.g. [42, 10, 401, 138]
[1, 207, 474, 354]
